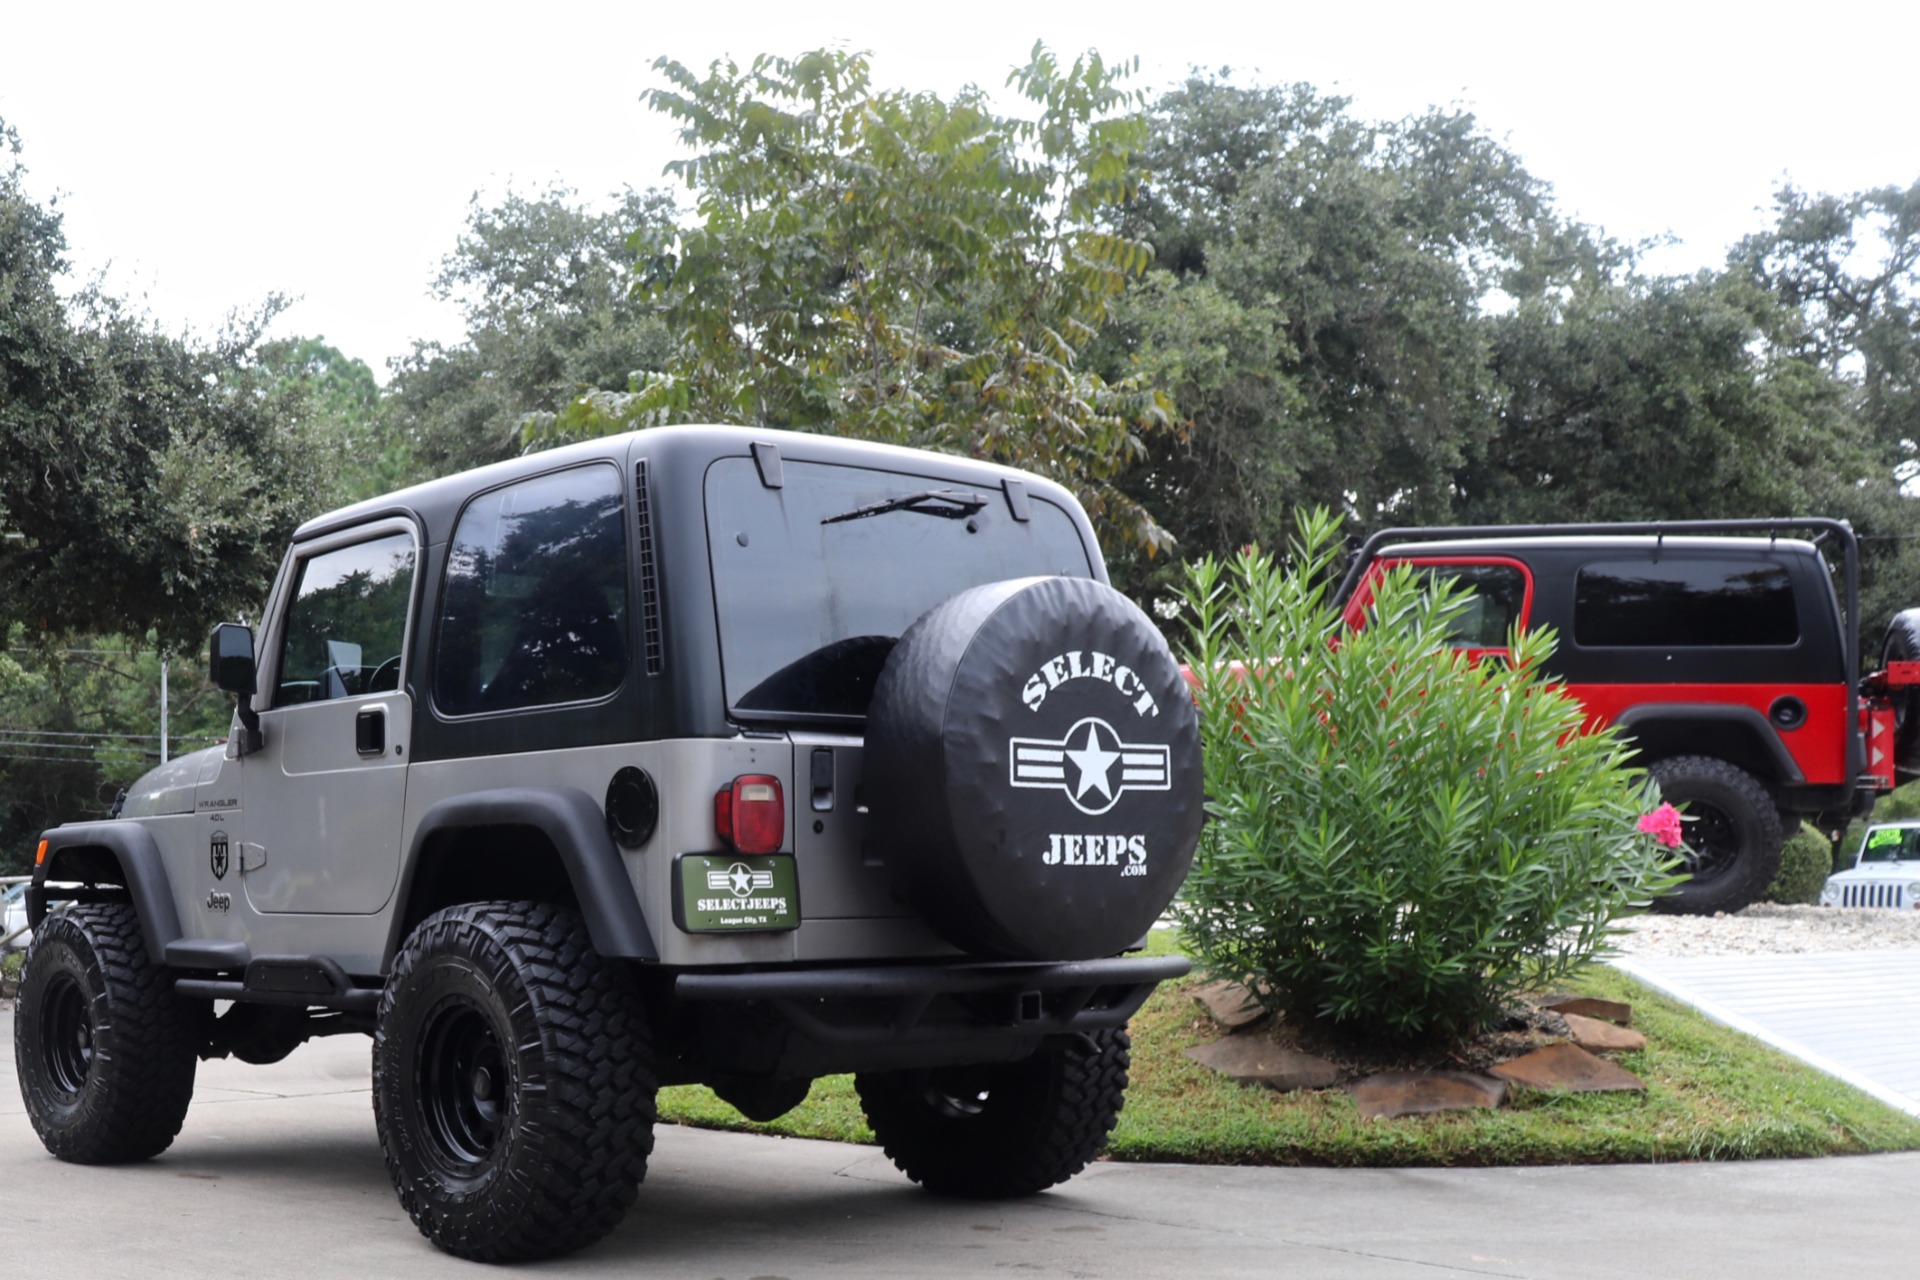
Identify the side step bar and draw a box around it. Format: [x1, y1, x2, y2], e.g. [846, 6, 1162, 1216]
[176, 954, 382, 1013]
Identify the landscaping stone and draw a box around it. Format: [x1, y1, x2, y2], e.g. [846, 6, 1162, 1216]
[1538, 994, 1633, 1026]
[1490, 1041, 1646, 1093]
[1560, 1011, 1647, 1053]
[1184, 1037, 1341, 1091]
[1192, 979, 1269, 1031]
[1350, 1070, 1508, 1120]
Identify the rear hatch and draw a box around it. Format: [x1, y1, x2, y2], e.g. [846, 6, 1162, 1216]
[703, 455, 1099, 923]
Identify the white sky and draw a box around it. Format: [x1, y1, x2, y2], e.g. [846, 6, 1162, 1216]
[3, 0, 1917, 380]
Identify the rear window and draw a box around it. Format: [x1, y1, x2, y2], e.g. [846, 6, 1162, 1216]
[705, 458, 1096, 720]
[1574, 558, 1798, 648]
[433, 464, 630, 716]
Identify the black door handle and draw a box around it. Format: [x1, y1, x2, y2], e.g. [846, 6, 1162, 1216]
[355, 708, 386, 756]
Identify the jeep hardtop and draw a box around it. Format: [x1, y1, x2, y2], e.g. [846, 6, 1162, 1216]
[1336, 518, 1920, 914]
[16, 426, 1203, 1261]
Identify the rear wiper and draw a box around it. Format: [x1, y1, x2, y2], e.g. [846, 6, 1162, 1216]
[821, 488, 988, 525]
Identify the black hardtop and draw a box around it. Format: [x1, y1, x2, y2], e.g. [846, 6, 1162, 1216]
[294, 424, 1088, 550]
[289, 424, 1104, 761]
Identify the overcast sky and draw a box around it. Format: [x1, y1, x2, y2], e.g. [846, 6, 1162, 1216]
[3, 1, 1916, 379]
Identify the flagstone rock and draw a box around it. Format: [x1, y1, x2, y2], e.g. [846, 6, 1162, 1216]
[1537, 994, 1633, 1026]
[1193, 979, 1269, 1030]
[1490, 1041, 1646, 1093]
[1350, 1070, 1508, 1120]
[1183, 1037, 1340, 1091]
[1560, 1011, 1647, 1053]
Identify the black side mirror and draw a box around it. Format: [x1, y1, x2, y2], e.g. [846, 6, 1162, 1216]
[210, 623, 264, 754]
[209, 623, 257, 695]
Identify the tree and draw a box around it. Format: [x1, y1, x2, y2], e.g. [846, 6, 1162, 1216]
[535, 46, 1173, 553]
[1097, 74, 1558, 593]
[1, 117, 322, 651]
[385, 186, 675, 476]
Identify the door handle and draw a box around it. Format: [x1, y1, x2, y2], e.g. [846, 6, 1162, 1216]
[355, 707, 386, 756]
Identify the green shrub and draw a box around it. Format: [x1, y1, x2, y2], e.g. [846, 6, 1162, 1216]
[1765, 824, 1833, 904]
[1174, 512, 1683, 1045]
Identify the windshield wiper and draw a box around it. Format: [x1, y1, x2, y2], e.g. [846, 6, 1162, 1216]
[821, 488, 988, 525]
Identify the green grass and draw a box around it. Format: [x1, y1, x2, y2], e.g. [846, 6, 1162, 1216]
[656, 930, 1920, 1165]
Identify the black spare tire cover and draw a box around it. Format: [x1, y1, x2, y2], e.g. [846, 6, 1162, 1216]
[865, 576, 1203, 960]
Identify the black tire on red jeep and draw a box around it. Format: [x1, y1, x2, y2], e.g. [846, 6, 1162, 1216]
[863, 576, 1205, 961]
[1647, 756, 1784, 915]
[1883, 608, 1920, 780]
[13, 903, 200, 1163]
[372, 901, 656, 1262]
[855, 1026, 1131, 1198]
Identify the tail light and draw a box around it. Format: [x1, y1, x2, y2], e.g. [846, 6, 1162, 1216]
[715, 775, 784, 854]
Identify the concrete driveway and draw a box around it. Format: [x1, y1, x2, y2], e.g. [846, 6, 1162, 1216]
[1, 1007, 1912, 1278]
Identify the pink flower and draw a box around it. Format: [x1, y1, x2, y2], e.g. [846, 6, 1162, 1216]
[1638, 803, 1685, 849]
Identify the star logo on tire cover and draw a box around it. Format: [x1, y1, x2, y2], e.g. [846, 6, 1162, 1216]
[1009, 716, 1172, 816]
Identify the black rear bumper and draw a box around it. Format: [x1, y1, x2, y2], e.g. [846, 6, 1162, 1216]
[667, 954, 1189, 1079]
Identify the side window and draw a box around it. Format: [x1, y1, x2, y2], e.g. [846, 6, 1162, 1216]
[274, 532, 416, 707]
[1574, 559, 1798, 647]
[1410, 563, 1529, 650]
[434, 464, 630, 716]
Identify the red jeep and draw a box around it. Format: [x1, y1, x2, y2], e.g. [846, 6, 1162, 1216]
[1334, 519, 1917, 915]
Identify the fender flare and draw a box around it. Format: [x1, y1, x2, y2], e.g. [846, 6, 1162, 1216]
[32, 822, 183, 966]
[1613, 703, 1805, 786]
[390, 786, 658, 964]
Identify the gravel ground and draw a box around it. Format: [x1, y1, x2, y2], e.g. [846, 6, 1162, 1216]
[1612, 902, 1920, 956]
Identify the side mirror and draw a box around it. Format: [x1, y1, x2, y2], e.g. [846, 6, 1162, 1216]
[209, 623, 257, 695]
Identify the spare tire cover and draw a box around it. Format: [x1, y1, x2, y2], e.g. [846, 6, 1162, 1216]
[865, 576, 1203, 960]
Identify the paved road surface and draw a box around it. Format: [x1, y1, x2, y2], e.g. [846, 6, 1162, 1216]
[1615, 948, 1920, 1117]
[0, 1009, 1909, 1278]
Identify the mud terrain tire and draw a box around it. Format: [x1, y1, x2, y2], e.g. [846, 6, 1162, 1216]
[373, 901, 656, 1262]
[1647, 755, 1784, 915]
[14, 903, 199, 1163]
[856, 1026, 1131, 1198]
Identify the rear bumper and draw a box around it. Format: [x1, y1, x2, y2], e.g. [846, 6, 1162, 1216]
[667, 954, 1190, 1078]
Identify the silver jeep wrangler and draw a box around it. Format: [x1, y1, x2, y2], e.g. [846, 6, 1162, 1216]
[14, 426, 1202, 1261]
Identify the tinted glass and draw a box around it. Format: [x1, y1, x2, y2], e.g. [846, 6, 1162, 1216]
[1408, 563, 1527, 649]
[434, 465, 629, 715]
[1574, 559, 1798, 647]
[706, 459, 1096, 719]
[275, 533, 415, 707]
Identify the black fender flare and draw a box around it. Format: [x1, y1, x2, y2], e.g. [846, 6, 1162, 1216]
[389, 786, 657, 964]
[32, 822, 183, 967]
[1613, 703, 1805, 786]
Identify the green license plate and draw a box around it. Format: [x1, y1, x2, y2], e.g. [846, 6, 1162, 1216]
[673, 854, 801, 933]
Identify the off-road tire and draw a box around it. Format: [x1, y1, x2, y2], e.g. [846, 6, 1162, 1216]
[1647, 756, 1784, 915]
[855, 1026, 1131, 1198]
[372, 901, 656, 1263]
[13, 903, 198, 1163]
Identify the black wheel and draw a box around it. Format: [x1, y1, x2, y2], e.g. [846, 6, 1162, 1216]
[372, 901, 656, 1262]
[1647, 756, 1784, 915]
[13, 903, 199, 1163]
[855, 1027, 1131, 1198]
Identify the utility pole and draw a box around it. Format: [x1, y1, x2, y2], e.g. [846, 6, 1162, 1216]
[160, 658, 169, 765]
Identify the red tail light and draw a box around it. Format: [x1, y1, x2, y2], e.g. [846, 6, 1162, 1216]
[714, 774, 785, 854]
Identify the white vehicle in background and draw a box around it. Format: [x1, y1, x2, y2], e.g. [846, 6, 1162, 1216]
[2, 880, 29, 951]
[1820, 821, 1920, 910]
